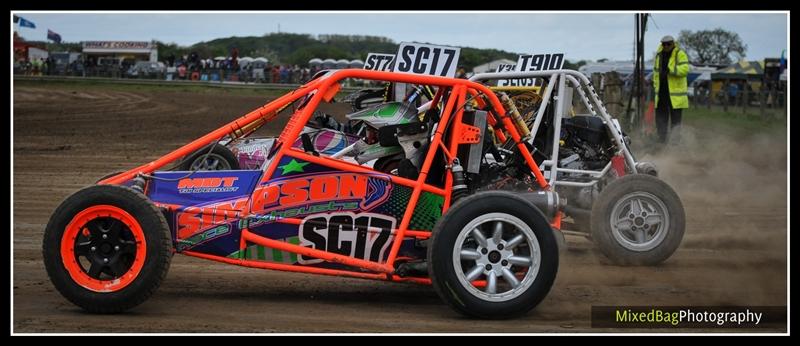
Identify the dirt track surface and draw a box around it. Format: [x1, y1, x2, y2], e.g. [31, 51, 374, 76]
[13, 83, 787, 333]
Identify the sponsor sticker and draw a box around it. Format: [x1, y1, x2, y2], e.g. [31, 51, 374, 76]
[298, 212, 397, 264]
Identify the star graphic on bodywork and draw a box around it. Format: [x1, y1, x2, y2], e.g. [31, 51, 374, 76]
[278, 159, 309, 175]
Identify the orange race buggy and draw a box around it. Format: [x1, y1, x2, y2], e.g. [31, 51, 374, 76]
[43, 69, 574, 319]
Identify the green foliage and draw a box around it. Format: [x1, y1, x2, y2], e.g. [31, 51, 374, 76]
[563, 59, 588, 70]
[152, 33, 589, 70]
[682, 105, 784, 136]
[677, 28, 747, 65]
[457, 47, 518, 69]
[155, 41, 184, 60]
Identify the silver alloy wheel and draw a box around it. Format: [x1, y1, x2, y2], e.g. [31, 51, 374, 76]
[453, 213, 541, 302]
[190, 153, 232, 171]
[609, 191, 670, 251]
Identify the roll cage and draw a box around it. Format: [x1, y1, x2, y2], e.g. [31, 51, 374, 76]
[98, 69, 549, 280]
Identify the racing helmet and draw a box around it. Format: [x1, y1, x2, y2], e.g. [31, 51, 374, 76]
[346, 101, 419, 129]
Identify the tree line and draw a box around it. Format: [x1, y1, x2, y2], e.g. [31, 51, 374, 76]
[25, 32, 589, 71]
[22, 28, 753, 68]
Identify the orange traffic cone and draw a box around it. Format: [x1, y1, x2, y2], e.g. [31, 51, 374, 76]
[643, 101, 655, 135]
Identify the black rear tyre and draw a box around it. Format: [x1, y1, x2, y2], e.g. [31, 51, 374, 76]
[373, 153, 404, 174]
[178, 144, 239, 171]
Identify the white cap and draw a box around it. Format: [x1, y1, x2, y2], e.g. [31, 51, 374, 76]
[661, 35, 675, 43]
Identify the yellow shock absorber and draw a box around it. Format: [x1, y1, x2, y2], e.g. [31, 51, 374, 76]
[498, 92, 531, 139]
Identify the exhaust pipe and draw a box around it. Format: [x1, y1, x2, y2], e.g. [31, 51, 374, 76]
[520, 190, 563, 219]
[520, 190, 567, 253]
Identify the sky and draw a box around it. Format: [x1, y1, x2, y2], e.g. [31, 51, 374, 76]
[11, 11, 789, 62]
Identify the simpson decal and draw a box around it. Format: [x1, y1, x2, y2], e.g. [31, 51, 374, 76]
[251, 173, 392, 218]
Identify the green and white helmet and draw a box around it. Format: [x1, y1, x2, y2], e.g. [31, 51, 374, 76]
[346, 101, 419, 129]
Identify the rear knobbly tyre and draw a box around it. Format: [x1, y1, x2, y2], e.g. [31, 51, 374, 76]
[179, 144, 240, 171]
[43, 184, 172, 313]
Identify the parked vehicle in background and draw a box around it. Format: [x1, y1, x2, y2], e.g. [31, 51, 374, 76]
[251, 58, 268, 83]
[127, 61, 166, 78]
[50, 52, 81, 75]
[95, 57, 126, 77]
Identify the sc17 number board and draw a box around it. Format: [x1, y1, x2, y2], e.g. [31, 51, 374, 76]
[393, 42, 461, 78]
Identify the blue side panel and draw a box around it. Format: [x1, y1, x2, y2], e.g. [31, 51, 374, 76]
[248, 221, 300, 241]
[161, 209, 177, 239]
[176, 219, 243, 256]
[148, 170, 262, 206]
[185, 156, 430, 267]
[270, 156, 336, 179]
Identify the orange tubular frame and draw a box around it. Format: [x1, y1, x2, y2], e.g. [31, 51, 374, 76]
[97, 69, 550, 283]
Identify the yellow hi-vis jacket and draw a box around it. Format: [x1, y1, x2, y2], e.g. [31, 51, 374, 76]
[653, 42, 690, 109]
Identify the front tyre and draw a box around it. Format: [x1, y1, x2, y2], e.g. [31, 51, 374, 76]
[43, 184, 172, 313]
[428, 191, 559, 319]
